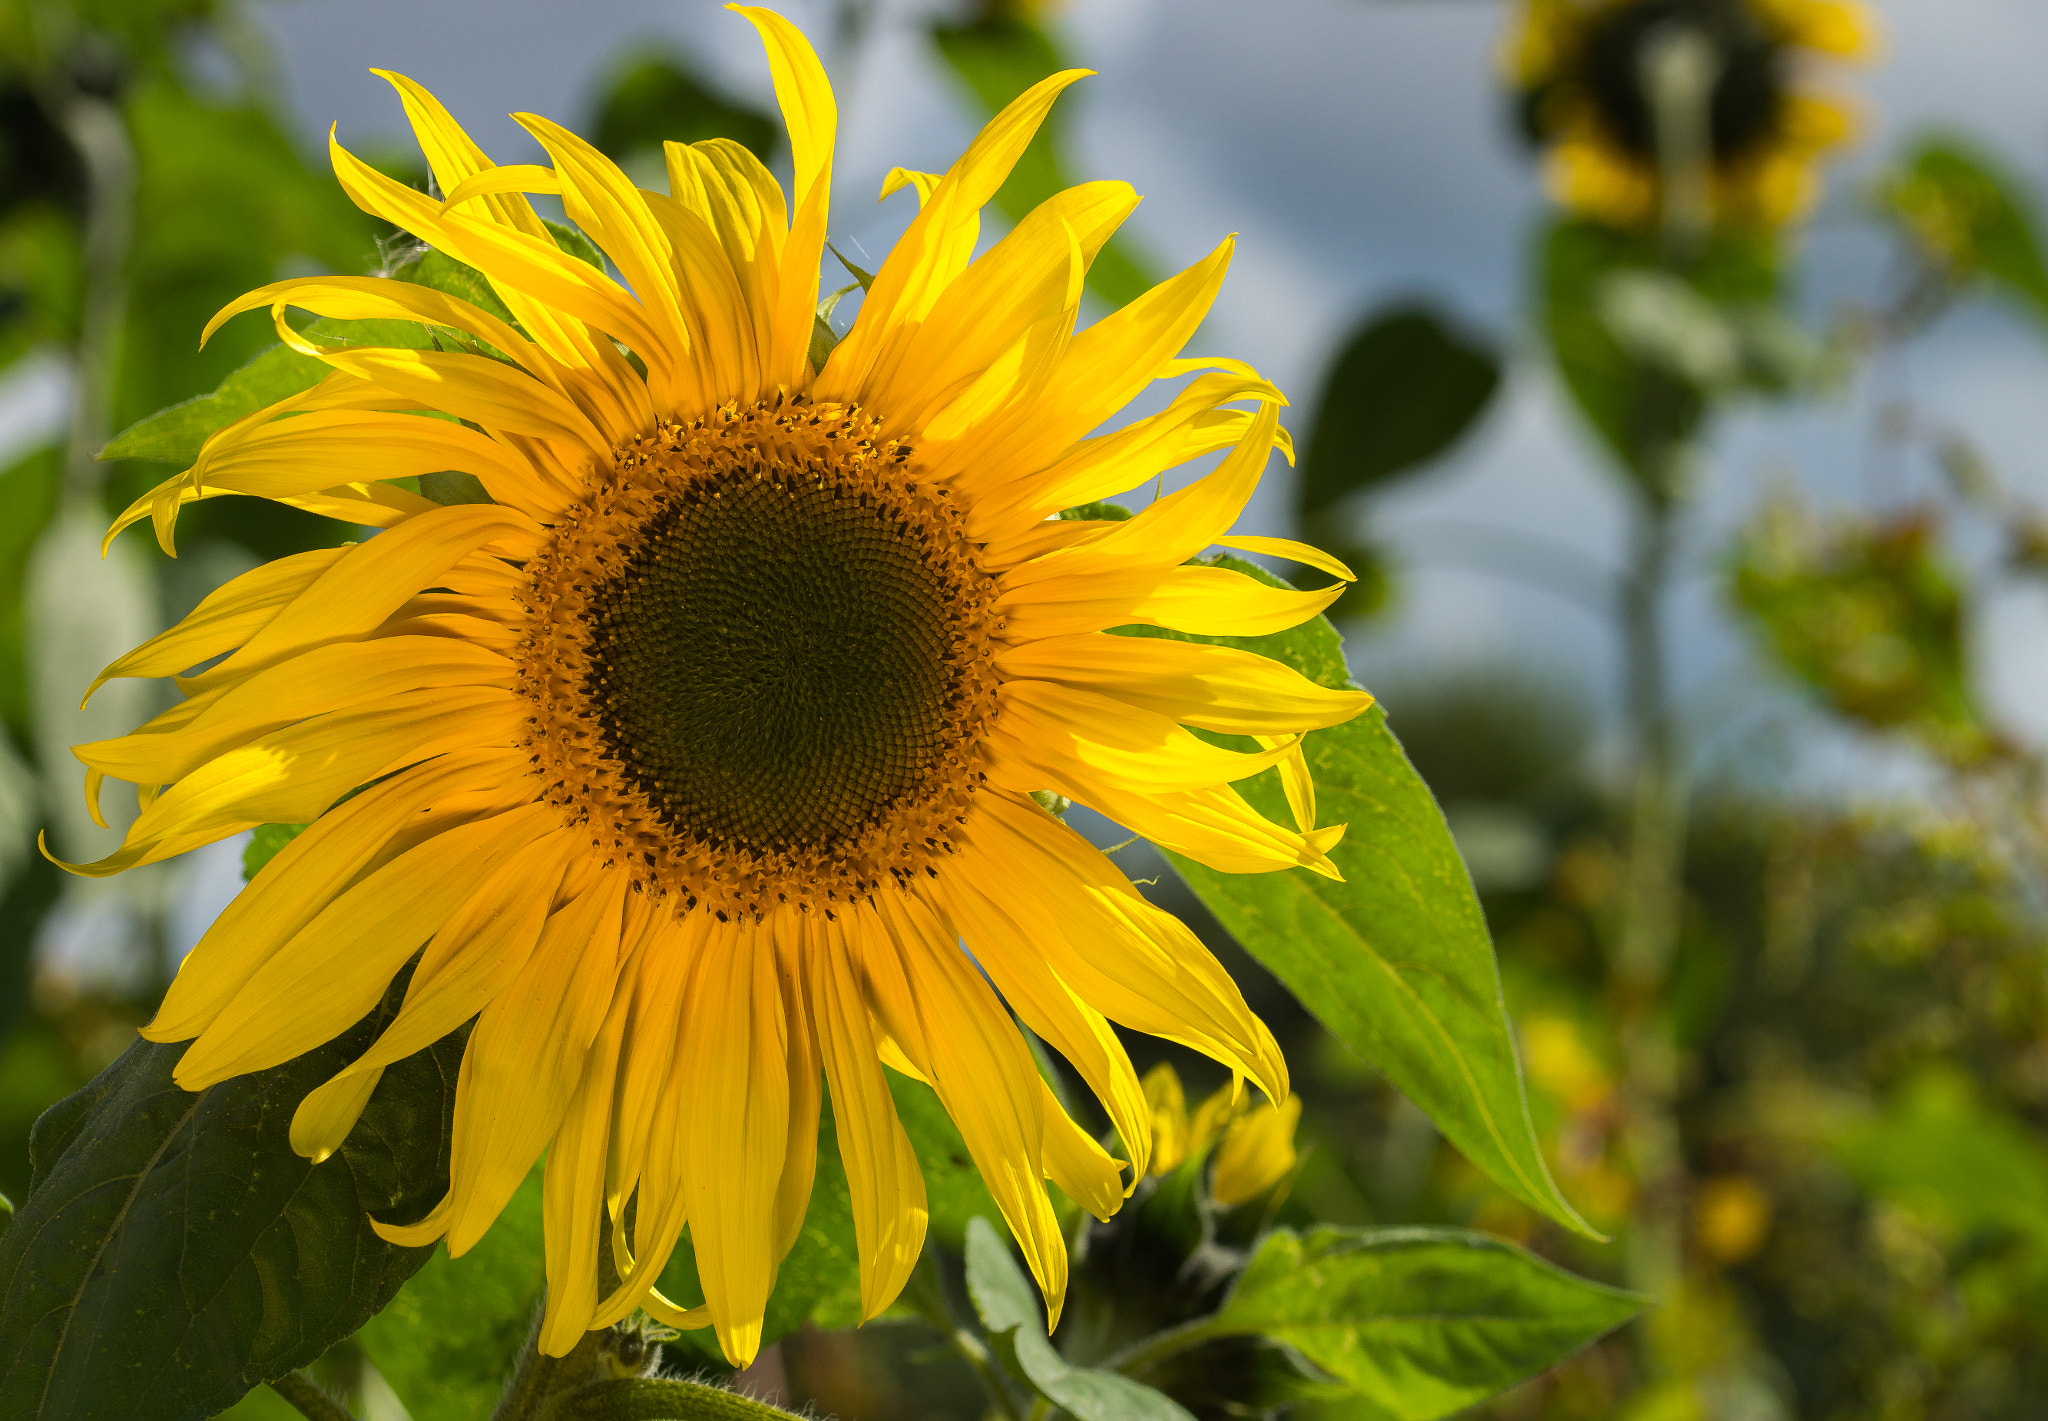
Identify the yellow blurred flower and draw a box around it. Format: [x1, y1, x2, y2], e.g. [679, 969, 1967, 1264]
[1140, 1062, 1300, 1204]
[1694, 1174, 1773, 1265]
[1505, 0, 1876, 231]
[1522, 1013, 1613, 1114]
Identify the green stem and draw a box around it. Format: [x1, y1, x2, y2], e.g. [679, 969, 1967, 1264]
[1096, 1318, 1224, 1382]
[268, 1371, 359, 1421]
[1615, 493, 1683, 989]
[901, 1252, 1026, 1421]
[491, 1294, 606, 1421]
[541, 1378, 796, 1421]
[45, 78, 133, 503]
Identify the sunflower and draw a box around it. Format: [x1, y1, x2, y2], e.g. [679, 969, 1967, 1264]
[59, 5, 1369, 1368]
[1507, 0, 1874, 231]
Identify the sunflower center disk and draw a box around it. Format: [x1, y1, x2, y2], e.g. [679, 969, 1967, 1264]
[520, 402, 1000, 917]
[594, 476, 959, 848]
[1583, 0, 1783, 164]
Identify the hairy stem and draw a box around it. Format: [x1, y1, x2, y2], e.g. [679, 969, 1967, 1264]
[268, 1371, 360, 1421]
[541, 1378, 798, 1420]
[492, 1294, 606, 1421]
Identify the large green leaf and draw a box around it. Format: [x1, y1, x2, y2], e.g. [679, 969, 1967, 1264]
[1299, 304, 1500, 520]
[0, 977, 464, 1421]
[930, 18, 1155, 309]
[965, 1218, 1196, 1421]
[357, 1168, 546, 1421]
[1122, 556, 1594, 1238]
[1175, 1226, 1640, 1419]
[101, 318, 435, 466]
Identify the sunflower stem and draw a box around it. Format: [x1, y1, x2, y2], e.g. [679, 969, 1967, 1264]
[268, 1371, 360, 1421]
[901, 1252, 1027, 1421]
[492, 1294, 607, 1421]
[539, 1378, 799, 1420]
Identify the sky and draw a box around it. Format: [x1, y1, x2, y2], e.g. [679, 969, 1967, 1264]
[6, 0, 2046, 978]
[235, 0, 2048, 770]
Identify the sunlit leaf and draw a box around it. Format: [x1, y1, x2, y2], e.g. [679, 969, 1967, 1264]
[101, 318, 434, 466]
[1539, 217, 1775, 498]
[1119, 556, 1596, 1239]
[1180, 1226, 1641, 1417]
[1728, 494, 1986, 762]
[1835, 1067, 2048, 1249]
[1878, 133, 2048, 329]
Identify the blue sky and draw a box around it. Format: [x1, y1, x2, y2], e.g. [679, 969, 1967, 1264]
[245, 0, 2048, 777]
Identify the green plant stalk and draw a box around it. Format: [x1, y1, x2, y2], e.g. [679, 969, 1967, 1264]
[1096, 1317, 1225, 1381]
[901, 1252, 1027, 1421]
[268, 1371, 360, 1421]
[1610, 15, 1723, 1355]
[540, 1378, 799, 1420]
[46, 80, 133, 503]
[492, 1297, 608, 1421]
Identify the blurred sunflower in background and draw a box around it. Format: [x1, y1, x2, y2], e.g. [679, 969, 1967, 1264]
[1507, 0, 1875, 231]
[52, 2, 1370, 1373]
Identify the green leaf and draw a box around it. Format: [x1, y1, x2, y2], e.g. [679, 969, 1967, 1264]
[1729, 496, 1985, 760]
[930, 18, 1156, 309]
[828, 242, 877, 294]
[1878, 133, 2048, 329]
[542, 220, 606, 274]
[101, 318, 435, 466]
[357, 1167, 546, 1421]
[1834, 1067, 2048, 1248]
[967, 1218, 1196, 1421]
[1538, 217, 1775, 496]
[1188, 1226, 1641, 1418]
[0, 974, 464, 1421]
[1122, 556, 1595, 1239]
[395, 246, 518, 327]
[964, 1214, 1040, 1335]
[589, 50, 779, 166]
[1299, 305, 1500, 519]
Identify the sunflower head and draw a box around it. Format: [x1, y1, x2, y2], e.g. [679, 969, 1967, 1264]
[1507, 0, 1875, 231]
[63, 3, 1370, 1370]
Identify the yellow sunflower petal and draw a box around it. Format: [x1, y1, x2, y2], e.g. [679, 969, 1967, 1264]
[863, 889, 1068, 1329]
[441, 870, 629, 1253]
[992, 633, 1369, 735]
[805, 913, 928, 1321]
[174, 801, 559, 1089]
[674, 915, 792, 1368]
[540, 932, 645, 1356]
